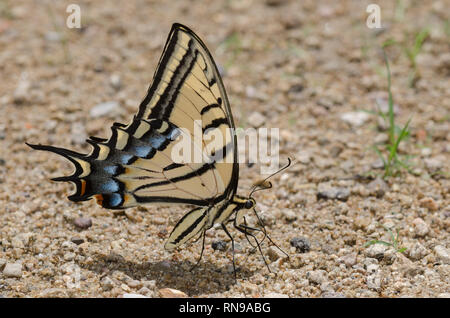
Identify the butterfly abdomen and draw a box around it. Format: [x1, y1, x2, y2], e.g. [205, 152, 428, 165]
[27, 118, 180, 209]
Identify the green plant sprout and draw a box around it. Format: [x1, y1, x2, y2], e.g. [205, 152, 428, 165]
[370, 50, 412, 177]
[364, 225, 407, 254]
[218, 32, 242, 70]
[45, 2, 71, 64]
[404, 28, 429, 87]
[382, 28, 429, 87]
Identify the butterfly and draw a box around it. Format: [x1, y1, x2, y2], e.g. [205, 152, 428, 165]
[27, 23, 289, 276]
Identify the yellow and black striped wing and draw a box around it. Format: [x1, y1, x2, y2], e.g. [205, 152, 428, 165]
[27, 23, 238, 209]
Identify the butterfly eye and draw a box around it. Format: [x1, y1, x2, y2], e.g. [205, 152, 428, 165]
[245, 199, 254, 209]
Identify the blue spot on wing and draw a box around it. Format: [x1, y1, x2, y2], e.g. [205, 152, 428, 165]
[104, 165, 118, 175]
[108, 193, 122, 207]
[101, 180, 119, 193]
[149, 134, 166, 148]
[135, 145, 152, 157]
[120, 154, 134, 164]
[169, 128, 180, 140]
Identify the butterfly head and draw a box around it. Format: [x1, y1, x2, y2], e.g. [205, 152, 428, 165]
[244, 197, 256, 209]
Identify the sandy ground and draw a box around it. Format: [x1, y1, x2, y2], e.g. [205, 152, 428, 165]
[0, 0, 449, 297]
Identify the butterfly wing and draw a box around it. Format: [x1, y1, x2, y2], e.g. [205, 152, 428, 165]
[27, 23, 239, 209]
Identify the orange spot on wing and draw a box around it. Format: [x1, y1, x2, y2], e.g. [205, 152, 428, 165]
[79, 180, 86, 196]
[94, 194, 104, 206]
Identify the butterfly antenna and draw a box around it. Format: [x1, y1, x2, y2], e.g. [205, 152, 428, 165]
[248, 157, 292, 197]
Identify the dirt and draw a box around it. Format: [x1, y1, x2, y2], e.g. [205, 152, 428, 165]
[0, 0, 449, 298]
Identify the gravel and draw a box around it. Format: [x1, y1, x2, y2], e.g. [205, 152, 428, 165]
[1, 0, 448, 299]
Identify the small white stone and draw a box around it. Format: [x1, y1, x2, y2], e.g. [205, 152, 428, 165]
[366, 273, 381, 291]
[264, 292, 289, 298]
[13, 72, 31, 104]
[412, 218, 429, 237]
[407, 242, 428, 260]
[307, 270, 327, 285]
[434, 245, 450, 264]
[90, 101, 120, 118]
[340, 112, 370, 127]
[110, 74, 122, 90]
[365, 244, 387, 260]
[101, 276, 115, 291]
[282, 209, 297, 222]
[3, 263, 22, 278]
[366, 264, 379, 274]
[247, 111, 266, 128]
[122, 293, 148, 298]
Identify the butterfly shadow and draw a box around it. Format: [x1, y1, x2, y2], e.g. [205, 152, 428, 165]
[82, 252, 255, 296]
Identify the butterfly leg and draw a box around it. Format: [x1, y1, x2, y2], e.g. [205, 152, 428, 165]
[190, 230, 206, 272]
[233, 218, 272, 273]
[221, 223, 237, 282]
[252, 208, 289, 260]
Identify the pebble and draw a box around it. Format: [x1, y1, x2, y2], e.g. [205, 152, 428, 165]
[424, 158, 443, 171]
[100, 276, 114, 291]
[212, 240, 227, 251]
[73, 217, 92, 230]
[71, 122, 87, 145]
[290, 237, 310, 253]
[419, 197, 438, 211]
[241, 282, 258, 294]
[412, 218, 429, 237]
[247, 111, 266, 128]
[282, 209, 297, 222]
[264, 292, 289, 298]
[137, 287, 153, 297]
[366, 263, 379, 274]
[407, 242, 428, 261]
[434, 245, 450, 264]
[353, 216, 371, 230]
[90, 101, 120, 118]
[321, 292, 346, 298]
[340, 253, 357, 267]
[421, 148, 432, 156]
[13, 72, 31, 104]
[45, 31, 62, 42]
[366, 273, 382, 291]
[297, 153, 311, 164]
[340, 112, 370, 127]
[371, 159, 385, 169]
[3, 263, 22, 278]
[306, 270, 327, 285]
[366, 178, 389, 198]
[71, 237, 84, 245]
[317, 186, 350, 201]
[365, 244, 387, 260]
[158, 288, 187, 298]
[126, 279, 142, 289]
[267, 246, 284, 262]
[110, 74, 122, 90]
[122, 293, 148, 298]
